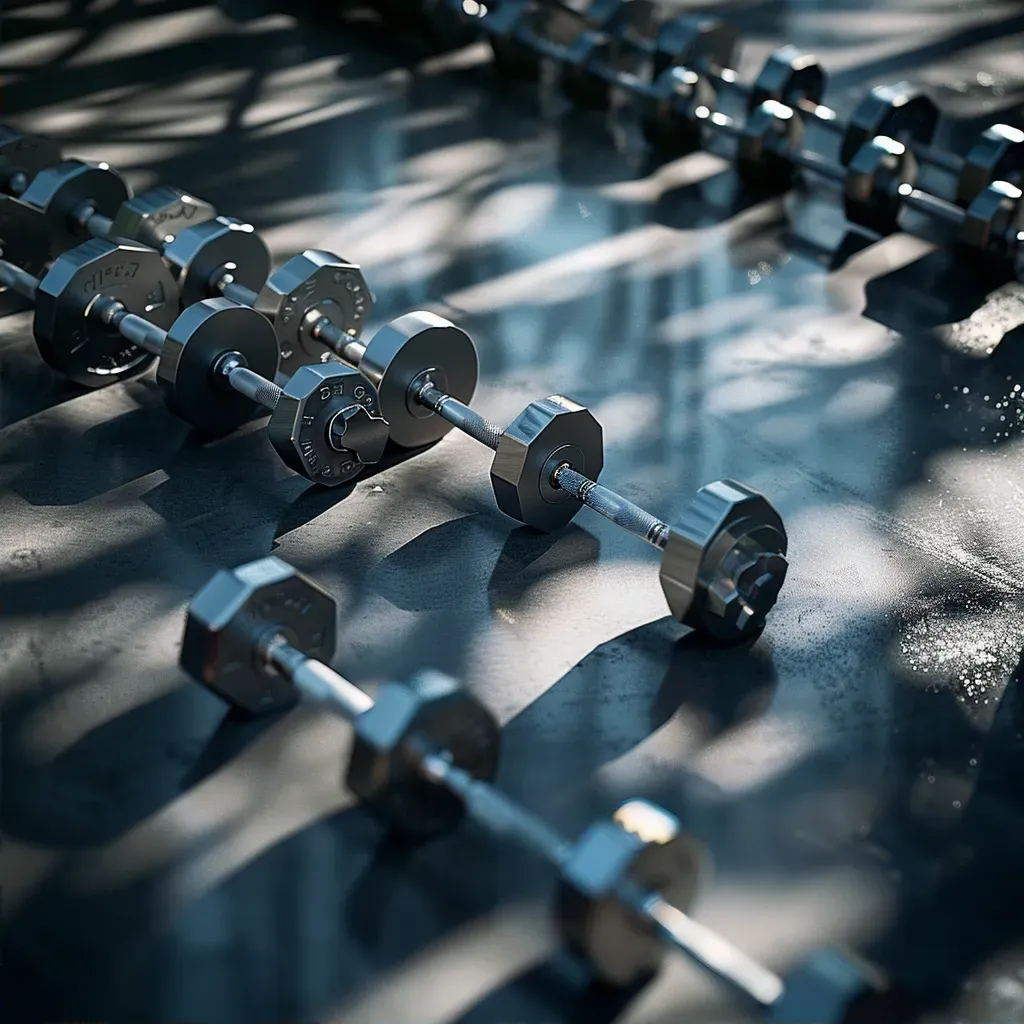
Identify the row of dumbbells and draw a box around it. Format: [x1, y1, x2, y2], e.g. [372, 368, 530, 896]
[389, 0, 1024, 274]
[0, 128, 788, 645]
[176, 552, 915, 1024]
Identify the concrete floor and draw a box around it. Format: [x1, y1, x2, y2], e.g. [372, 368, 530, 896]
[2, 1, 1024, 1021]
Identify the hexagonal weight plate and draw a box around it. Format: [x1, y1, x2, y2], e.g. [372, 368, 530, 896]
[0, 126, 63, 194]
[157, 298, 279, 436]
[750, 45, 826, 113]
[556, 800, 706, 987]
[267, 363, 387, 486]
[34, 238, 178, 388]
[347, 671, 502, 839]
[956, 180, 1024, 271]
[659, 479, 788, 642]
[844, 136, 918, 237]
[108, 184, 216, 250]
[841, 82, 939, 167]
[0, 194, 53, 276]
[490, 395, 604, 531]
[736, 100, 806, 196]
[256, 249, 374, 378]
[652, 15, 738, 79]
[163, 216, 271, 307]
[20, 159, 131, 256]
[181, 556, 337, 716]
[956, 123, 1024, 208]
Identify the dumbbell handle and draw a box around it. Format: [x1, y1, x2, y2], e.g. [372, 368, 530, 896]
[71, 202, 116, 242]
[212, 269, 260, 309]
[413, 382, 674, 548]
[0, 258, 39, 300]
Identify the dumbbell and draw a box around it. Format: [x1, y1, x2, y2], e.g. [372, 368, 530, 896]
[0, 125, 63, 198]
[179, 555, 916, 1023]
[18, 159, 217, 258]
[185, 236, 374, 378]
[324, 309, 788, 642]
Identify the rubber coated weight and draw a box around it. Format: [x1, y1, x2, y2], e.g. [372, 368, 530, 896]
[181, 556, 337, 715]
[20, 159, 131, 257]
[0, 195, 52, 275]
[956, 123, 1024, 208]
[841, 82, 940, 167]
[736, 100, 806, 194]
[650, 15, 738, 80]
[957, 180, 1024, 271]
[0, 126, 63, 195]
[108, 185, 217, 250]
[163, 216, 271, 307]
[347, 671, 502, 839]
[267, 363, 388, 486]
[255, 249, 374, 377]
[844, 136, 917, 237]
[639, 67, 717, 156]
[157, 298, 280, 436]
[359, 311, 480, 449]
[749, 45, 826, 113]
[557, 800, 706, 986]
[561, 0, 658, 108]
[661, 480, 789, 642]
[490, 396, 605, 531]
[35, 239, 178, 388]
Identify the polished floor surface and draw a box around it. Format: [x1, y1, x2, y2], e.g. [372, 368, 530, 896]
[2, 1, 1024, 1021]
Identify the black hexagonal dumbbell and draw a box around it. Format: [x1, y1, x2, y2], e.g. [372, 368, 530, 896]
[0, 124, 63, 198]
[301, 308, 788, 643]
[180, 555, 917, 1021]
[17, 158, 217, 258]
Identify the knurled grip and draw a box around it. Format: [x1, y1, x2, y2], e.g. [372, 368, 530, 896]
[555, 466, 669, 547]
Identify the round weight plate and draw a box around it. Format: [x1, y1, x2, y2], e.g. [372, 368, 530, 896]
[163, 217, 271, 307]
[20, 160, 130, 256]
[0, 195, 52, 276]
[257, 249, 373, 378]
[34, 239, 178, 388]
[359, 311, 479, 449]
[0, 127, 63, 195]
[157, 298, 279, 435]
